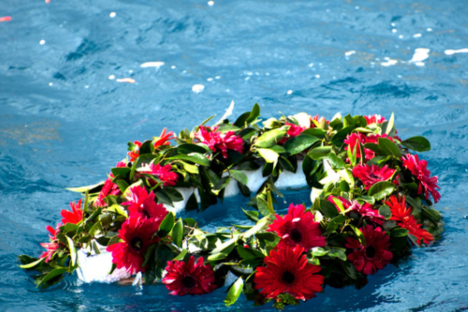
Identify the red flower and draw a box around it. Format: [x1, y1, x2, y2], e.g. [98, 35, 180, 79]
[95, 161, 127, 207]
[268, 204, 325, 249]
[352, 164, 396, 190]
[254, 244, 324, 300]
[279, 123, 306, 144]
[123, 185, 168, 226]
[385, 195, 434, 245]
[140, 163, 178, 187]
[39, 224, 61, 263]
[163, 256, 217, 296]
[194, 125, 244, 158]
[153, 128, 175, 149]
[328, 196, 384, 224]
[401, 154, 440, 203]
[310, 115, 328, 127]
[128, 141, 142, 162]
[106, 216, 161, 274]
[61, 199, 83, 225]
[345, 224, 393, 275]
[344, 133, 396, 162]
[365, 115, 385, 125]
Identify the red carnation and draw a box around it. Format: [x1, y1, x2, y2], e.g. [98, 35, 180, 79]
[328, 196, 385, 224]
[254, 244, 324, 300]
[352, 164, 395, 190]
[128, 141, 142, 162]
[279, 123, 305, 144]
[95, 161, 127, 207]
[268, 203, 325, 249]
[385, 195, 434, 245]
[163, 256, 217, 296]
[401, 154, 440, 203]
[61, 199, 83, 225]
[153, 128, 175, 149]
[365, 115, 385, 125]
[106, 216, 161, 274]
[140, 163, 178, 187]
[345, 224, 393, 275]
[194, 125, 244, 158]
[123, 185, 168, 225]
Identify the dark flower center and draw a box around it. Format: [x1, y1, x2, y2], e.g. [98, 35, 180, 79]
[281, 271, 296, 285]
[366, 245, 376, 258]
[289, 228, 303, 243]
[369, 173, 381, 180]
[181, 275, 196, 289]
[130, 237, 144, 251]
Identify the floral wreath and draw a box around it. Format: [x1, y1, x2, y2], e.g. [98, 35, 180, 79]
[19, 104, 442, 309]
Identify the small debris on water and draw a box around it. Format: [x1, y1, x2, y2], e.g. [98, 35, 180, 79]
[192, 84, 205, 93]
[0, 16, 12, 22]
[116, 78, 136, 83]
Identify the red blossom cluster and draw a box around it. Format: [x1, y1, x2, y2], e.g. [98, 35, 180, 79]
[194, 125, 244, 158]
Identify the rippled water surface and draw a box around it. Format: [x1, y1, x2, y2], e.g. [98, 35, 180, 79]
[1, 0, 468, 311]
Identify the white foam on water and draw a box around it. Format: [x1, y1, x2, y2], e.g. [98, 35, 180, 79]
[140, 61, 165, 68]
[381, 58, 398, 67]
[192, 84, 205, 93]
[413, 33, 422, 38]
[409, 48, 430, 63]
[345, 50, 356, 57]
[444, 48, 468, 55]
[287, 90, 293, 95]
[109, 12, 116, 18]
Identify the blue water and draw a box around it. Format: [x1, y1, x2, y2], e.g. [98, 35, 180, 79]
[1, 0, 468, 310]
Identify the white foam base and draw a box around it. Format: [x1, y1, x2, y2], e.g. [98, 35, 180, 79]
[77, 160, 335, 284]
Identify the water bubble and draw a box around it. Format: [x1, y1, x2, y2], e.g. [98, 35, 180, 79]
[109, 12, 116, 18]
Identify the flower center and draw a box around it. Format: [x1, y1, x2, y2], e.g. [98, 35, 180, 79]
[130, 237, 144, 251]
[289, 228, 303, 243]
[181, 275, 196, 289]
[281, 271, 295, 285]
[366, 245, 376, 258]
[369, 173, 381, 180]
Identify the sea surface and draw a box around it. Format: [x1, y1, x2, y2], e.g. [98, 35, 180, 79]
[1, 0, 468, 311]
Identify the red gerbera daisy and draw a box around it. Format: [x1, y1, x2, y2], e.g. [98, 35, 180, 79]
[254, 244, 324, 300]
[106, 215, 161, 274]
[163, 256, 217, 296]
[153, 128, 176, 149]
[61, 199, 83, 225]
[267, 203, 325, 249]
[401, 154, 441, 203]
[140, 163, 178, 187]
[345, 224, 393, 275]
[122, 185, 168, 225]
[95, 161, 127, 207]
[328, 196, 385, 224]
[365, 115, 385, 125]
[385, 195, 434, 245]
[194, 125, 244, 158]
[352, 164, 396, 190]
[279, 123, 306, 144]
[128, 141, 142, 162]
[344, 133, 397, 162]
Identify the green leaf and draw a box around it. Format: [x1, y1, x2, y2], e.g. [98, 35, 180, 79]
[326, 153, 346, 169]
[326, 214, 346, 233]
[378, 205, 392, 220]
[176, 143, 209, 155]
[356, 196, 375, 205]
[392, 227, 409, 237]
[311, 247, 329, 257]
[242, 208, 259, 222]
[237, 246, 265, 260]
[349, 225, 366, 245]
[341, 261, 358, 279]
[37, 268, 68, 288]
[283, 134, 320, 155]
[301, 128, 326, 138]
[257, 197, 273, 217]
[173, 249, 188, 261]
[66, 181, 104, 193]
[327, 247, 347, 261]
[367, 181, 395, 201]
[378, 138, 401, 157]
[320, 200, 339, 218]
[255, 126, 289, 148]
[229, 170, 248, 185]
[246, 103, 261, 124]
[158, 212, 175, 237]
[401, 136, 431, 152]
[384, 113, 395, 136]
[224, 277, 244, 306]
[243, 217, 269, 238]
[167, 153, 210, 166]
[65, 236, 77, 267]
[178, 161, 199, 174]
[19, 257, 45, 269]
[171, 219, 184, 248]
[257, 148, 279, 164]
[307, 146, 332, 160]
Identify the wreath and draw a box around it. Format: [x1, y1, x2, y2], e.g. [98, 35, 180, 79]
[19, 104, 443, 309]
